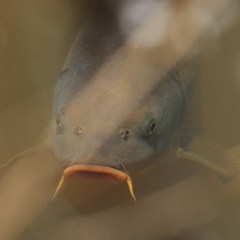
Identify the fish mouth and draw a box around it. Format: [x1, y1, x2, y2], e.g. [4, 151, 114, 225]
[53, 164, 136, 201]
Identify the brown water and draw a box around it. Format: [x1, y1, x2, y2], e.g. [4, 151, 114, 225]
[0, 1, 240, 240]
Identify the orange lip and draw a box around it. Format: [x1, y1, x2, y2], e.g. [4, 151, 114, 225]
[63, 164, 129, 181]
[53, 164, 136, 201]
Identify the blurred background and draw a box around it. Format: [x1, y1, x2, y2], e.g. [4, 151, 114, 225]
[0, 0, 84, 161]
[0, 0, 240, 239]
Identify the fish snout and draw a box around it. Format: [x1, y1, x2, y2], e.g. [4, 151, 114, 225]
[53, 162, 136, 201]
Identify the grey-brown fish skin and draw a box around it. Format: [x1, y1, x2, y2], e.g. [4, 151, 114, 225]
[51, 1, 196, 174]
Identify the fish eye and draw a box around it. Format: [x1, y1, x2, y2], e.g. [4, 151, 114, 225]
[148, 119, 156, 135]
[140, 113, 158, 136]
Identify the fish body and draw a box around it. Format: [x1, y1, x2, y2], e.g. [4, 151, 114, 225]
[51, 2, 196, 177]
[51, 1, 231, 198]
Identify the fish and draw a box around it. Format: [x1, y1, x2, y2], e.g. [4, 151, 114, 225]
[51, 1, 234, 200]
[52, 58, 192, 200]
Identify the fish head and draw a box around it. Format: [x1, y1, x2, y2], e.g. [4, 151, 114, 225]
[51, 67, 187, 175]
[50, 58, 197, 202]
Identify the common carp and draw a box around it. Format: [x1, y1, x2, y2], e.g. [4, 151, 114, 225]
[51, 1, 233, 200]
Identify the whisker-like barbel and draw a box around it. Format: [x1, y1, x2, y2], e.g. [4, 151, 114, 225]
[53, 175, 65, 200]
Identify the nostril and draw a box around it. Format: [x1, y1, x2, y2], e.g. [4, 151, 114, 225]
[73, 126, 84, 136]
[119, 128, 131, 141]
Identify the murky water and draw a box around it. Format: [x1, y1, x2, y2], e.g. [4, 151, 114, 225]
[0, 1, 240, 239]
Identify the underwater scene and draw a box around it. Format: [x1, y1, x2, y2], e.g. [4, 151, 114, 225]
[0, 0, 240, 239]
